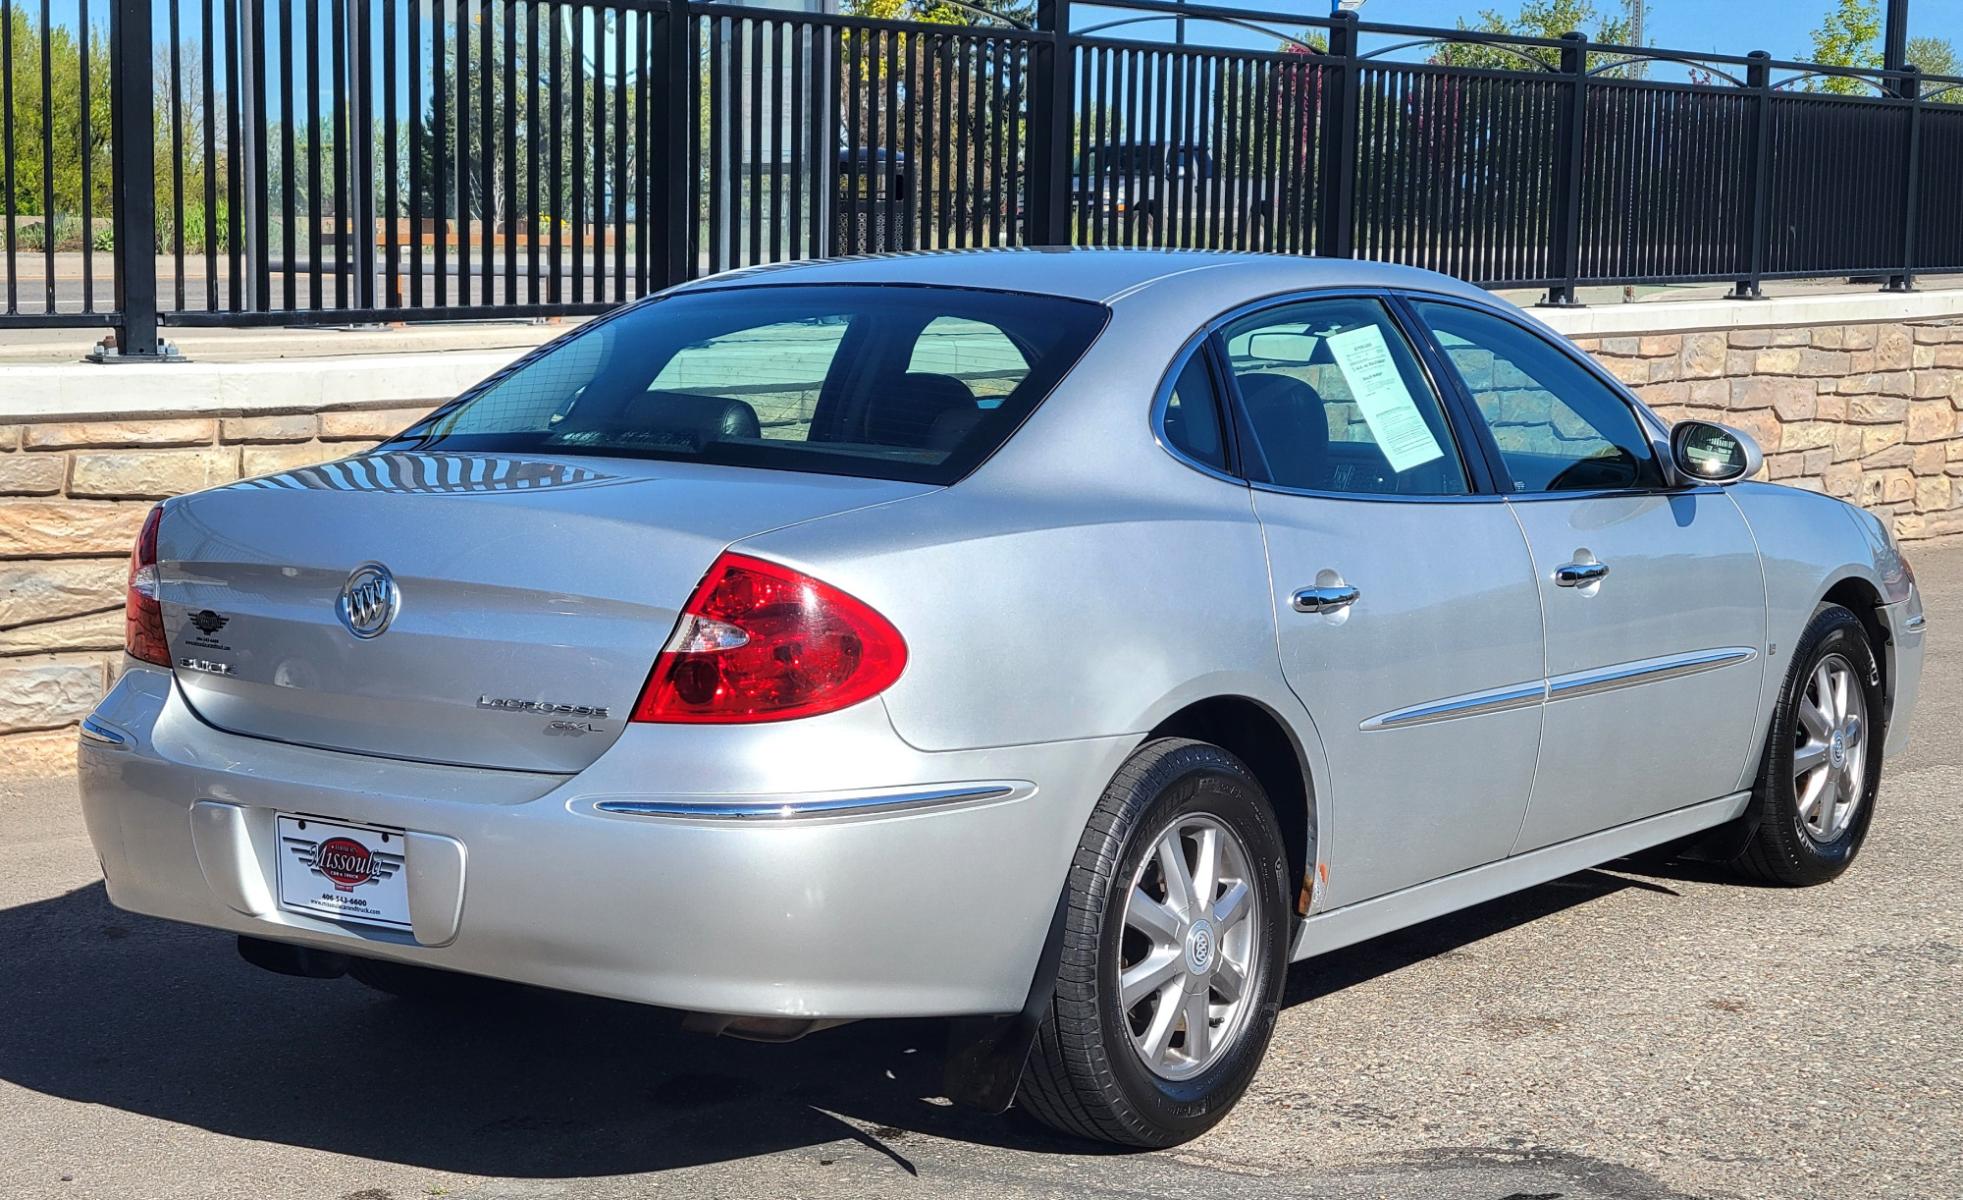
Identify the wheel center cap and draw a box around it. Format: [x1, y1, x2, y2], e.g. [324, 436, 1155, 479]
[1185, 919, 1216, 975]
[1829, 730, 1847, 768]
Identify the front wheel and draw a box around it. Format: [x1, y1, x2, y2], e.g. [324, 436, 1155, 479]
[1730, 603, 1884, 885]
[1017, 738, 1291, 1147]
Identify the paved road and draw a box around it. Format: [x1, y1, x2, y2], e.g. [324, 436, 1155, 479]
[3, 543, 1959, 1200]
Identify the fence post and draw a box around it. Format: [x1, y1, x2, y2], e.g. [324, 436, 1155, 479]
[349, 0, 377, 310]
[1315, 11, 1360, 260]
[1027, 0, 1072, 246]
[1730, 50, 1772, 300]
[1540, 31, 1587, 308]
[107, 0, 160, 356]
[1886, 65, 1921, 293]
[651, 0, 693, 287]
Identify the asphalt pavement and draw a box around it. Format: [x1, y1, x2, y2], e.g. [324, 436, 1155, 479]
[2, 541, 1958, 1200]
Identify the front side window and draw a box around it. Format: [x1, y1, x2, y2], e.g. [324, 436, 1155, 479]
[1220, 297, 1469, 497]
[384, 285, 1108, 485]
[1412, 300, 1664, 493]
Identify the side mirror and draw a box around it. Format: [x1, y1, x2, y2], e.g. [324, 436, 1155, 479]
[1669, 420, 1761, 485]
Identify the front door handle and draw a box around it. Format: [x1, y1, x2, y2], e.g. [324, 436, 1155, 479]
[1292, 585, 1360, 614]
[1554, 561, 1610, 588]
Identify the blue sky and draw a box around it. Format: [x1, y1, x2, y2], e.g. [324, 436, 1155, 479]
[1334, 0, 1963, 59]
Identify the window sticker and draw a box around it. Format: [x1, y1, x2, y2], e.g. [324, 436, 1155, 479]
[1323, 325, 1446, 473]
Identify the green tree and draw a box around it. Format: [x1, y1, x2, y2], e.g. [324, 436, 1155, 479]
[1907, 35, 1955, 77]
[4, 5, 113, 229]
[831, 0, 1031, 248]
[1904, 35, 1960, 103]
[1803, 0, 1881, 93]
[1431, 0, 1634, 72]
[411, 8, 644, 232]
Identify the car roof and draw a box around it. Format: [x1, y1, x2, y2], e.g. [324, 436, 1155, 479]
[675, 248, 1502, 309]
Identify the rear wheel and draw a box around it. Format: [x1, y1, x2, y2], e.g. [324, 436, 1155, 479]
[1730, 603, 1884, 886]
[1018, 738, 1290, 1147]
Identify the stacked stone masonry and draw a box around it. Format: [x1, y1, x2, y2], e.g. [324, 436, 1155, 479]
[5, 314, 1963, 775]
[1567, 319, 1963, 541]
[0, 403, 431, 775]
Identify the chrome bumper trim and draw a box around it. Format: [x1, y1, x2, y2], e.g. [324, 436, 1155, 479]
[80, 715, 130, 748]
[592, 782, 1026, 821]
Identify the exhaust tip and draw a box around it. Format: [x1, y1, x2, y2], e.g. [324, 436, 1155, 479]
[237, 935, 351, 980]
[679, 1012, 854, 1043]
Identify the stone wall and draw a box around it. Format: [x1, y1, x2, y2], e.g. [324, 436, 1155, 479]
[1568, 319, 1963, 541]
[4, 304, 1963, 778]
[0, 402, 436, 776]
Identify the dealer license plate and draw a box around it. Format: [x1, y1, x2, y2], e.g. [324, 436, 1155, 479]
[275, 814, 412, 930]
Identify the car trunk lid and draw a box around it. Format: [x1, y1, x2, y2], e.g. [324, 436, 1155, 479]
[157, 451, 933, 773]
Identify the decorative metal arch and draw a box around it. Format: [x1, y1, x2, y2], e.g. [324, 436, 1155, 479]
[1356, 38, 1559, 73]
[1584, 52, 1749, 87]
[1073, 12, 1322, 51]
[1770, 69, 1898, 96]
[930, 0, 1034, 30]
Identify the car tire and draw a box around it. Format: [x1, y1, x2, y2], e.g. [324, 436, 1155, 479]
[346, 956, 502, 1002]
[1017, 737, 1291, 1147]
[1730, 603, 1885, 886]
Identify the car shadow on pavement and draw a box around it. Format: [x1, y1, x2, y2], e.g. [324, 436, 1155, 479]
[1281, 865, 1671, 1006]
[0, 869, 1668, 1174]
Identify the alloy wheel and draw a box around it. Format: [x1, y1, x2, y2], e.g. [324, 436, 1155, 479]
[1117, 813, 1263, 1080]
[1793, 651, 1868, 843]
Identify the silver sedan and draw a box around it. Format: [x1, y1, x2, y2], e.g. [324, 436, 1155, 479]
[79, 251, 1925, 1147]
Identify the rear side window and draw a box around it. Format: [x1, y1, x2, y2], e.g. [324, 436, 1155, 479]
[1161, 352, 1229, 472]
[1220, 297, 1469, 497]
[386, 285, 1108, 485]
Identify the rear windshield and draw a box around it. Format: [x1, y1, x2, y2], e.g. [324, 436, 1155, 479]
[382, 284, 1110, 485]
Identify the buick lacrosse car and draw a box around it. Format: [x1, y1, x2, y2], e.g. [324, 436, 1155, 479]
[80, 250, 1924, 1147]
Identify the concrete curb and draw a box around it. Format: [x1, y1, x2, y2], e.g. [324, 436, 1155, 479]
[1536, 288, 1963, 339]
[6, 291, 1962, 425]
[0, 348, 531, 423]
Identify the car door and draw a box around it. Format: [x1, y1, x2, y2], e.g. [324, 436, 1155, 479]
[1408, 298, 1768, 853]
[1212, 295, 1546, 909]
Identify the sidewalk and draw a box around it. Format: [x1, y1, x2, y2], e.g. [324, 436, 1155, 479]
[0, 317, 578, 366]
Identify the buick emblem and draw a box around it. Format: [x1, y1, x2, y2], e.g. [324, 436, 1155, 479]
[1186, 919, 1216, 974]
[337, 562, 400, 639]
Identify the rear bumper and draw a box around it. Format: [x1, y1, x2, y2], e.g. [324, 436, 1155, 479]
[79, 665, 1130, 1019]
[1880, 593, 1926, 759]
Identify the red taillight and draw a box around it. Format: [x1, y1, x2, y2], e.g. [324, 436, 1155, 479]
[632, 553, 907, 724]
[124, 505, 169, 666]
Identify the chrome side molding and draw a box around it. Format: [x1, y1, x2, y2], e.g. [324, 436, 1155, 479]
[1547, 647, 1757, 702]
[592, 782, 1028, 822]
[1362, 647, 1759, 731]
[1360, 681, 1545, 731]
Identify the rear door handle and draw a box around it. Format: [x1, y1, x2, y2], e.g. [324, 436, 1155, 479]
[1292, 585, 1360, 614]
[1554, 561, 1610, 588]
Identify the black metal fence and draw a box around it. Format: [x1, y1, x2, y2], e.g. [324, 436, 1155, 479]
[3, 0, 1961, 356]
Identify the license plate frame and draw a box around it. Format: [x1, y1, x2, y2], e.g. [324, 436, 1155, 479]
[275, 814, 413, 931]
